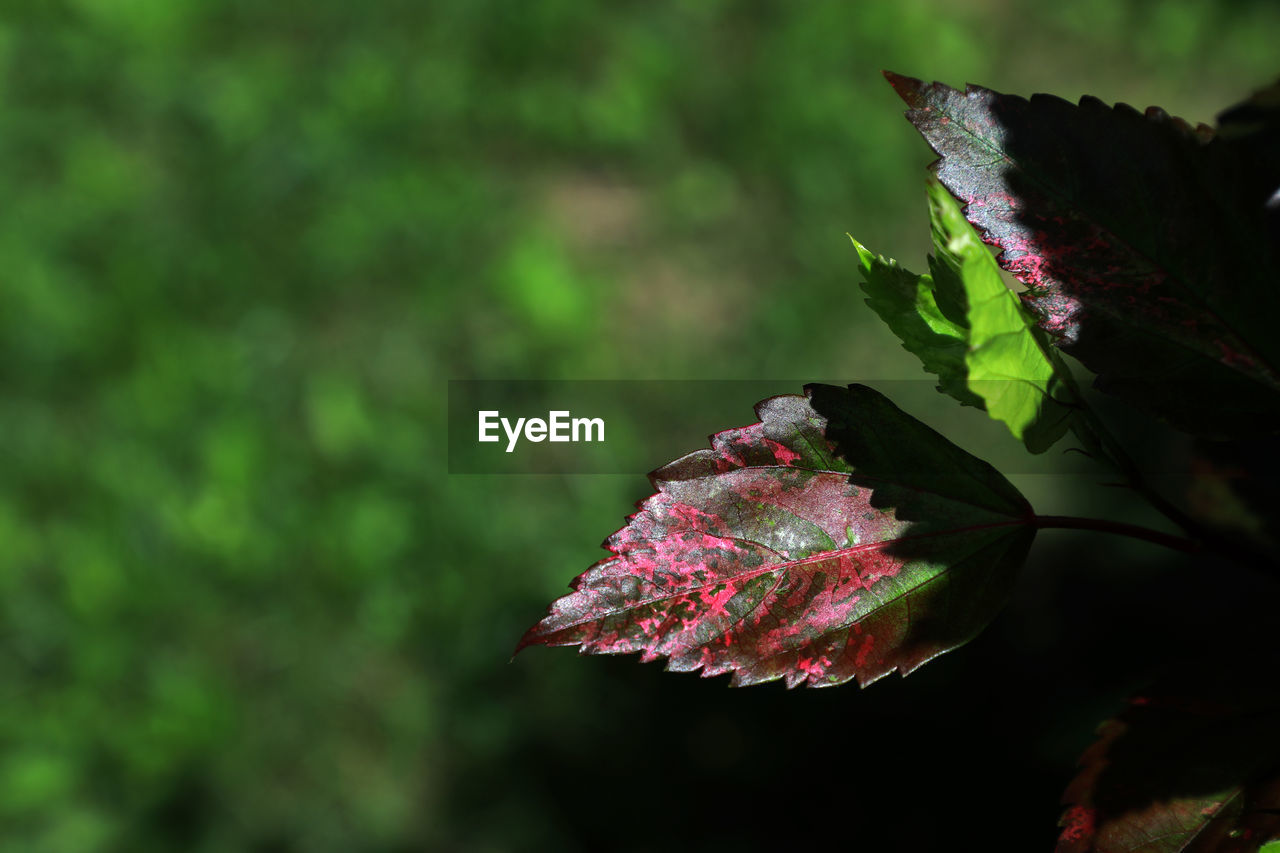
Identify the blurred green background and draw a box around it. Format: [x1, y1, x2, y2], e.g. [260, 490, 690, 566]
[0, 1, 1276, 850]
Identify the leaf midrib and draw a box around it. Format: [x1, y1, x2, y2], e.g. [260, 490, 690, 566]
[560, 517, 1026, 629]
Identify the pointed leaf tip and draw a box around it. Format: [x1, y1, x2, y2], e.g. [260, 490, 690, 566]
[848, 236, 875, 269]
[883, 70, 924, 105]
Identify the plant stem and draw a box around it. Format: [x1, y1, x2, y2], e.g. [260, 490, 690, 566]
[1068, 409, 1279, 570]
[1070, 411, 1201, 537]
[1033, 514, 1201, 555]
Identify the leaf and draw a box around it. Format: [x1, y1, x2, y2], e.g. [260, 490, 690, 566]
[1058, 684, 1280, 853]
[1218, 76, 1280, 144]
[1217, 77, 1280, 250]
[885, 72, 1280, 436]
[852, 181, 1076, 452]
[1186, 436, 1280, 562]
[517, 383, 1035, 688]
[852, 236, 980, 410]
[1217, 78, 1280, 166]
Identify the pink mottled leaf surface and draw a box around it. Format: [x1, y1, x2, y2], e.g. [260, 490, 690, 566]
[517, 384, 1035, 688]
[886, 73, 1280, 436]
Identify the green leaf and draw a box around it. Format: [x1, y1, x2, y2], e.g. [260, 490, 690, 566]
[852, 182, 1076, 452]
[851, 236, 981, 410]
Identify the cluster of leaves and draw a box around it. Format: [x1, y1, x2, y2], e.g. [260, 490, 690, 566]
[521, 73, 1280, 850]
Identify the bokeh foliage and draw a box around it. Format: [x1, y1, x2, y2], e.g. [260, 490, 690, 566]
[0, 1, 1276, 850]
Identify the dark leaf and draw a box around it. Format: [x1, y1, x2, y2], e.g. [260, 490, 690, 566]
[517, 384, 1035, 688]
[1217, 77, 1280, 248]
[1059, 680, 1280, 852]
[1218, 77, 1280, 142]
[1186, 436, 1280, 561]
[886, 72, 1280, 436]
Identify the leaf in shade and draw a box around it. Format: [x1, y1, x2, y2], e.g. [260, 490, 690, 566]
[1058, 682, 1280, 853]
[1218, 77, 1280, 140]
[1217, 76, 1280, 245]
[853, 181, 1076, 452]
[517, 383, 1035, 688]
[1186, 436, 1280, 562]
[885, 72, 1280, 436]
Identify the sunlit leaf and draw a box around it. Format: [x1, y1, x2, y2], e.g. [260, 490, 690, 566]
[517, 384, 1035, 688]
[852, 182, 1076, 451]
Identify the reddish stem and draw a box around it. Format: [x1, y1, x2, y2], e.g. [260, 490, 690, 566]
[1033, 515, 1200, 555]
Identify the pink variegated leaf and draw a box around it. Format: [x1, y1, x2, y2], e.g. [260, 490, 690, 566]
[886, 73, 1280, 436]
[517, 383, 1035, 688]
